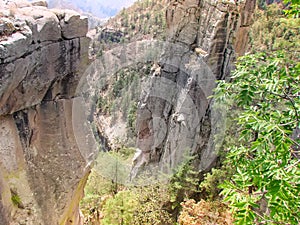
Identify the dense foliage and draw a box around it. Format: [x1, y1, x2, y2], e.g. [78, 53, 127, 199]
[249, 3, 299, 53]
[80, 151, 230, 224]
[81, 149, 175, 225]
[211, 1, 300, 223]
[215, 51, 300, 224]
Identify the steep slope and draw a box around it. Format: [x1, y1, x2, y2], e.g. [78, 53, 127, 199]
[89, 0, 167, 56]
[0, 1, 91, 224]
[104, 0, 167, 40]
[84, 0, 255, 178]
[132, 0, 256, 175]
[84, 0, 169, 149]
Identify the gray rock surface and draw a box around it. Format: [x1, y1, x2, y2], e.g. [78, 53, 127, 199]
[133, 0, 256, 176]
[0, 1, 91, 224]
[31, 0, 48, 7]
[59, 9, 88, 39]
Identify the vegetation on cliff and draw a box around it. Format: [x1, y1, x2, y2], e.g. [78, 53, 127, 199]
[81, 1, 299, 224]
[208, 2, 300, 224]
[90, 0, 167, 57]
[215, 51, 299, 224]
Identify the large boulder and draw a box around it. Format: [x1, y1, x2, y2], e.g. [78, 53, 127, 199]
[59, 10, 88, 39]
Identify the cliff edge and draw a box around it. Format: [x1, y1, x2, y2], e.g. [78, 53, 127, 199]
[0, 1, 91, 224]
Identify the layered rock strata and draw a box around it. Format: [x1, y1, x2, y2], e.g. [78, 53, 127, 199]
[0, 1, 91, 224]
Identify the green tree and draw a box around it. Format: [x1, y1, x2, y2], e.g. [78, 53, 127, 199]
[102, 190, 138, 225]
[214, 3, 300, 223]
[284, 0, 300, 18]
[214, 51, 300, 224]
[168, 156, 200, 213]
[126, 101, 137, 134]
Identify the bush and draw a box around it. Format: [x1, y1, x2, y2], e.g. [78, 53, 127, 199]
[132, 185, 174, 225]
[215, 51, 300, 224]
[178, 199, 233, 225]
[101, 191, 138, 225]
[11, 194, 22, 207]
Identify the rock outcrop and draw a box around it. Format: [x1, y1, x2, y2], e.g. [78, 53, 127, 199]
[0, 1, 91, 224]
[0, 0, 256, 223]
[133, 0, 256, 176]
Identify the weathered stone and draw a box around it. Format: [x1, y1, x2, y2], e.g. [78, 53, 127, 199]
[0, 1, 91, 224]
[234, 0, 256, 56]
[7, 0, 31, 8]
[31, 0, 48, 7]
[0, 37, 91, 114]
[0, 169, 11, 225]
[166, 0, 255, 79]
[0, 29, 32, 60]
[19, 7, 61, 42]
[0, 116, 24, 172]
[50, 8, 66, 20]
[0, 18, 16, 36]
[10, 100, 90, 225]
[60, 10, 88, 39]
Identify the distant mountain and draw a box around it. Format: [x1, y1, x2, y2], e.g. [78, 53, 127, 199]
[46, 0, 136, 18]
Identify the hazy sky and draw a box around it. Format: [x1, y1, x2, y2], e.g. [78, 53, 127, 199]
[91, 0, 136, 10]
[45, 0, 137, 17]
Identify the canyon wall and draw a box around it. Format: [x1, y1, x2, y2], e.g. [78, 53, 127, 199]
[0, 0, 256, 224]
[0, 1, 92, 224]
[133, 0, 256, 176]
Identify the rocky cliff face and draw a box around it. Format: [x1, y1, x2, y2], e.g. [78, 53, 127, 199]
[132, 0, 255, 176]
[0, 1, 91, 224]
[0, 0, 256, 223]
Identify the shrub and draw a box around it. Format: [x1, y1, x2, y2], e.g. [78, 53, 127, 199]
[178, 199, 233, 225]
[101, 191, 138, 225]
[215, 51, 300, 224]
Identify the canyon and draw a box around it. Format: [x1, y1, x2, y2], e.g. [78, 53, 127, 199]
[0, 0, 255, 224]
[132, 0, 255, 177]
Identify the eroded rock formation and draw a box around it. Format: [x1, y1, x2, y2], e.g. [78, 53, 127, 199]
[0, 0, 256, 223]
[0, 1, 91, 224]
[133, 0, 256, 176]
